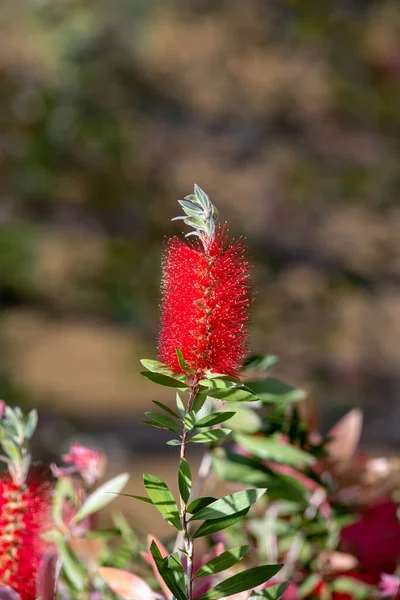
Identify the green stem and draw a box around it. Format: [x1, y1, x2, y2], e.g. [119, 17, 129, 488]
[179, 374, 201, 600]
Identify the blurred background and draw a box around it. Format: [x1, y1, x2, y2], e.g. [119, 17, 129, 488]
[0, 0, 399, 508]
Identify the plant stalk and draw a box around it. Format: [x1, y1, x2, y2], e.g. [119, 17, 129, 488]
[179, 374, 201, 600]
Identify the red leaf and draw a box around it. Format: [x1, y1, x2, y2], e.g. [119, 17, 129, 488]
[326, 409, 363, 468]
[99, 568, 154, 600]
[36, 551, 60, 600]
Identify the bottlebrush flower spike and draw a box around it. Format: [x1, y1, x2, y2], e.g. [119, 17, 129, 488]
[0, 406, 50, 600]
[158, 186, 252, 377]
[0, 477, 50, 600]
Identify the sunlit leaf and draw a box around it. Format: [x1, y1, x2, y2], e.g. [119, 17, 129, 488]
[73, 473, 129, 523]
[245, 379, 305, 404]
[143, 474, 181, 529]
[194, 546, 248, 579]
[250, 582, 289, 600]
[190, 488, 266, 521]
[193, 508, 250, 538]
[190, 429, 231, 443]
[195, 412, 236, 428]
[196, 565, 283, 600]
[187, 496, 217, 514]
[235, 434, 315, 467]
[211, 451, 308, 505]
[99, 568, 154, 600]
[150, 541, 186, 600]
[141, 371, 188, 390]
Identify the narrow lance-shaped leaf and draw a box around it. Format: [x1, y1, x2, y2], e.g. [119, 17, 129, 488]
[195, 412, 236, 428]
[235, 434, 315, 467]
[163, 552, 185, 572]
[152, 400, 181, 419]
[143, 474, 181, 530]
[194, 546, 248, 579]
[244, 379, 305, 404]
[205, 388, 259, 403]
[196, 565, 283, 600]
[73, 473, 129, 523]
[250, 582, 290, 600]
[141, 371, 188, 390]
[144, 412, 180, 432]
[187, 497, 217, 514]
[176, 348, 194, 373]
[178, 459, 192, 505]
[193, 508, 250, 539]
[190, 429, 231, 444]
[140, 359, 186, 381]
[149, 541, 186, 600]
[190, 488, 267, 521]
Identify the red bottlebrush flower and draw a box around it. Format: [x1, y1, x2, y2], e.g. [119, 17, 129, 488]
[0, 477, 50, 600]
[158, 228, 252, 377]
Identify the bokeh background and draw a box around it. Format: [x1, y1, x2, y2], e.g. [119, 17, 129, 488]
[1, 0, 400, 500]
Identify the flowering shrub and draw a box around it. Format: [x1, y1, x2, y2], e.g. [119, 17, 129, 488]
[0, 186, 398, 599]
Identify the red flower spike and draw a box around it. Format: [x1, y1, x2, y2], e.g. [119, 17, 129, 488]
[0, 477, 50, 600]
[158, 229, 252, 377]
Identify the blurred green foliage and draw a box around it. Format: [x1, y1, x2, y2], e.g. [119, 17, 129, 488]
[0, 0, 399, 428]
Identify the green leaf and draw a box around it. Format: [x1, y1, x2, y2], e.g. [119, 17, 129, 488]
[163, 552, 184, 572]
[23, 409, 38, 439]
[206, 387, 259, 403]
[222, 408, 261, 434]
[1, 440, 19, 463]
[196, 565, 283, 600]
[73, 473, 129, 523]
[245, 379, 305, 404]
[122, 494, 153, 504]
[176, 348, 194, 373]
[143, 473, 181, 529]
[57, 536, 85, 590]
[193, 508, 249, 538]
[141, 371, 188, 390]
[331, 577, 372, 600]
[167, 439, 181, 446]
[299, 574, 323, 596]
[195, 412, 236, 428]
[199, 377, 238, 389]
[211, 451, 308, 505]
[178, 459, 192, 505]
[53, 478, 77, 526]
[190, 429, 231, 444]
[145, 412, 180, 431]
[192, 391, 209, 413]
[250, 582, 289, 600]
[235, 434, 315, 467]
[190, 488, 266, 521]
[152, 400, 181, 419]
[194, 184, 210, 210]
[140, 359, 185, 381]
[150, 541, 186, 600]
[176, 392, 185, 415]
[187, 496, 217, 514]
[194, 546, 248, 579]
[184, 411, 197, 431]
[244, 355, 279, 371]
